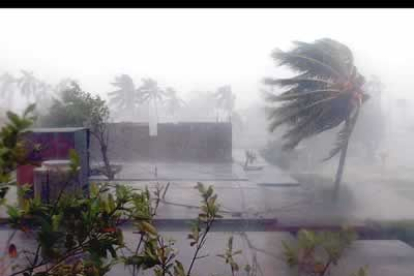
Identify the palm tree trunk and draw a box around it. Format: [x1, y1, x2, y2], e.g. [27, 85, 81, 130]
[332, 119, 350, 201]
[154, 98, 159, 124]
[101, 142, 114, 180]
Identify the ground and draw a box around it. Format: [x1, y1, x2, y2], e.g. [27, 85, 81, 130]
[3, 150, 414, 275]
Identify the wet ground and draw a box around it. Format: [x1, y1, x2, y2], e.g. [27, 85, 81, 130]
[2, 150, 414, 275]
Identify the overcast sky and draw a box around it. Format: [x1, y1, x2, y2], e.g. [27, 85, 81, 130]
[0, 8, 412, 109]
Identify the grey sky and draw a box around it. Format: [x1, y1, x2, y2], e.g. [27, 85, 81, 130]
[0, 8, 412, 109]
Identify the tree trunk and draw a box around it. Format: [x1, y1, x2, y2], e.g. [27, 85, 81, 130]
[100, 141, 114, 180]
[154, 98, 159, 124]
[332, 121, 350, 202]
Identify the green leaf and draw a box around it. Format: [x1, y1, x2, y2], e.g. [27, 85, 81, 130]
[173, 260, 185, 276]
[6, 205, 20, 219]
[6, 111, 21, 127]
[206, 186, 213, 198]
[23, 104, 36, 118]
[228, 236, 233, 250]
[233, 250, 242, 255]
[108, 193, 116, 211]
[139, 221, 158, 236]
[90, 183, 99, 197]
[52, 214, 62, 231]
[195, 182, 206, 194]
[69, 149, 80, 172]
[108, 246, 117, 258]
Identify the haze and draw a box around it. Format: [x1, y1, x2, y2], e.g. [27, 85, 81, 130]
[0, 8, 412, 109]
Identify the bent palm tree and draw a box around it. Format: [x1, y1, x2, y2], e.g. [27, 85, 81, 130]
[263, 38, 369, 200]
[17, 70, 38, 104]
[138, 78, 167, 123]
[108, 74, 138, 120]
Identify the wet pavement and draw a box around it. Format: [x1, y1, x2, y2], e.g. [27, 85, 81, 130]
[6, 150, 414, 226]
[3, 151, 414, 275]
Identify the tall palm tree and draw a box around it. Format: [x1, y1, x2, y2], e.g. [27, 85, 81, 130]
[214, 85, 236, 122]
[138, 78, 167, 123]
[108, 74, 138, 121]
[17, 70, 38, 104]
[164, 87, 185, 121]
[263, 38, 369, 200]
[0, 73, 17, 109]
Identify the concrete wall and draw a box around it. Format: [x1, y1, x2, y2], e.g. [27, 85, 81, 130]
[90, 122, 232, 163]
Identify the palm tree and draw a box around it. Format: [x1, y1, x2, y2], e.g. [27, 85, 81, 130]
[138, 78, 167, 123]
[263, 38, 369, 200]
[0, 73, 17, 109]
[214, 85, 236, 122]
[17, 70, 38, 104]
[108, 74, 138, 121]
[164, 87, 185, 121]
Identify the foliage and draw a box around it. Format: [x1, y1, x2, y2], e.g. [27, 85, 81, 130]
[38, 82, 115, 180]
[108, 74, 139, 120]
[0, 71, 57, 111]
[122, 182, 223, 276]
[217, 236, 243, 276]
[282, 228, 358, 276]
[0, 104, 38, 203]
[0, 99, 367, 276]
[138, 78, 167, 123]
[0, 149, 224, 276]
[138, 79, 166, 105]
[263, 38, 369, 160]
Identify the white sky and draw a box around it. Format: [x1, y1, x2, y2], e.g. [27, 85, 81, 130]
[0, 8, 412, 109]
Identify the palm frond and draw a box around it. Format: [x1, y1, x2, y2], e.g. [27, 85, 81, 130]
[268, 89, 341, 102]
[264, 77, 333, 88]
[273, 51, 342, 80]
[264, 38, 368, 153]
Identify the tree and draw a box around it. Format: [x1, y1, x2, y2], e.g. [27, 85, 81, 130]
[16, 70, 38, 104]
[214, 85, 236, 122]
[0, 105, 363, 276]
[164, 87, 185, 121]
[263, 38, 369, 200]
[54, 78, 75, 94]
[39, 81, 116, 180]
[108, 74, 139, 121]
[138, 78, 167, 124]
